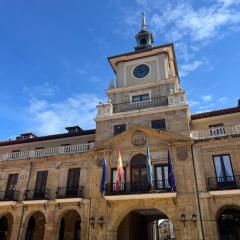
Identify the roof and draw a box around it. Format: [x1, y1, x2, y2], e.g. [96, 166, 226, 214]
[191, 107, 240, 120]
[0, 129, 96, 146]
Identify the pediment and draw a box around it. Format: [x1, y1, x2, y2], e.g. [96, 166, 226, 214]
[95, 126, 192, 151]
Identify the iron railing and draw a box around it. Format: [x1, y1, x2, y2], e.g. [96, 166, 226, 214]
[207, 175, 240, 191]
[105, 180, 173, 196]
[113, 96, 168, 113]
[0, 190, 19, 201]
[24, 189, 51, 200]
[56, 186, 84, 199]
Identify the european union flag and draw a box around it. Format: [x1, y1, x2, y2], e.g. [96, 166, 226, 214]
[100, 157, 107, 196]
[146, 143, 153, 186]
[168, 150, 176, 191]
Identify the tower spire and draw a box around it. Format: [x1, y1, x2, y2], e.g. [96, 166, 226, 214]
[135, 13, 154, 51]
[142, 12, 147, 31]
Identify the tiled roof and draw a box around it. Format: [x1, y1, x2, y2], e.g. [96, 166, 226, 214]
[0, 129, 96, 146]
[191, 107, 240, 120]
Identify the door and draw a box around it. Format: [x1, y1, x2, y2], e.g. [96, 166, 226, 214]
[34, 171, 48, 199]
[67, 168, 80, 197]
[213, 155, 235, 188]
[130, 154, 148, 192]
[155, 165, 169, 190]
[5, 174, 18, 200]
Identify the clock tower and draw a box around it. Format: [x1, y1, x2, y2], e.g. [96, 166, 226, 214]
[96, 14, 190, 144]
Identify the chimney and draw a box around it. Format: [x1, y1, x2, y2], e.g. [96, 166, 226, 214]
[65, 126, 83, 134]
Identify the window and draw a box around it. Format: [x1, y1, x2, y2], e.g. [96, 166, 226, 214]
[34, 171, 48, 198]
[5, 174, 18, 200]
[140, 38, 147, 45]
[114, 124, 126, 136]
[152, 119, 166, 131]
[209, 124, 225, 136]
[154, 165, 169, 190]
[213, 155, 234, 182]
[132, 94, 150, 102]
[67, 168, 80, 196]
[111, 168, 126, 192]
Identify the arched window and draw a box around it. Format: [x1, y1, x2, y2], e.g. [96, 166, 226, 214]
[140, 38, 147, 45]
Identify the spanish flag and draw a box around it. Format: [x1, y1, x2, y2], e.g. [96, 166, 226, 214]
[116, 145, 124, 192]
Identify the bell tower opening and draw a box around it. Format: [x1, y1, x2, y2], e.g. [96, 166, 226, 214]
[135, 13, 154, 51]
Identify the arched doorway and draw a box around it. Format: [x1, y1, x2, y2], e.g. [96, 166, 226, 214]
[130, 154, 149, 192]
[58, 210, 81, 240]
[0, 213, 13, 240]
[25, 211, 45, 240]
[218, 208, 240, 240]
[118, 209, 175, 240]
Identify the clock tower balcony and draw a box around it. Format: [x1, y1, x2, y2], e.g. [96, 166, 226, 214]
[96, 91, 187, 119]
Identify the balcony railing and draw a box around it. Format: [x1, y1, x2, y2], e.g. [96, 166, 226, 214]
[0, 142, 94, 162]
[207, 175, 240, 191]
[56, 186, 84, 199]
[0, 190, 19, 202]
[113, 97, 168, 113]
[24, 189, 51, 200]
[191, 125, 240, 140]
[105, 180, 173, 196]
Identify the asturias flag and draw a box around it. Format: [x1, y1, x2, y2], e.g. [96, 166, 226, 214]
[146, 143, 153, 186]
[168, 150, 176, 191]
[100, 157, 107, 196]
[116, 146, 124, 192]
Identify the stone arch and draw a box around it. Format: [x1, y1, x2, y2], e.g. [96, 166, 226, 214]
[56, 208, 81, 240]
[110, 204, 175, 233]
[0, 212, 14, 240]
[216, 205, 240, 240]
[116, 207, 175, 240]
[22, 210, 46, 240]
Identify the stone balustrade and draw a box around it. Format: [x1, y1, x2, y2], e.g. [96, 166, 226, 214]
[0, 142, 94, 161]
[191, 124, 240, 140]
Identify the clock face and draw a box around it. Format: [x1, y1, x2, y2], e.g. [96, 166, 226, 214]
[133, 64, 150, 79]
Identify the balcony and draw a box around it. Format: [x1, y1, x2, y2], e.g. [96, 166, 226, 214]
[113, 96, 168, 113]
[191, 125, 240, 140]
[96, 92, 187, 118]
[24, 189, 51, 201]
[207, 175, 240, 195]
[56, 186, 84, 200]
[0, 142, 94, 162]
[0, 190, 19, 202]
[104, 181, 176, 200]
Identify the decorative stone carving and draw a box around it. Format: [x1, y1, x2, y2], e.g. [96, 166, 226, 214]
[96, 158, 104, 167]
[176, 147, 188, 161]
[131, 131, 147, 147]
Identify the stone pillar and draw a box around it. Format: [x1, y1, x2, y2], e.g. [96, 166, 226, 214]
[106, 230, 117, 240]
[44, 222, 57, 240]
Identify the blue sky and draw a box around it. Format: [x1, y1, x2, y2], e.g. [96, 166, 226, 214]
[0, 0, 240, 139]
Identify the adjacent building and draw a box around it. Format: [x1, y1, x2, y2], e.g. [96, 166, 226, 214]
[0, 13, 239, 240]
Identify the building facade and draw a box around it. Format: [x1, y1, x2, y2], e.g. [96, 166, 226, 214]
[0, 14, 240, 240]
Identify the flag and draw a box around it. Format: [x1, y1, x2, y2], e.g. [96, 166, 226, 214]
[116, 145, 124, 192]
[100, 157, 107, 196]
[168, 150, 176, 191]
[146, 143, 153, 186]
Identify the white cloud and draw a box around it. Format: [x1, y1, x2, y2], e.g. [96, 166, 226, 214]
[23, 83, 57, 97]
[202, 95, 213, 102]
[180, 60, 203, 77]
[26, 94, 102, 135]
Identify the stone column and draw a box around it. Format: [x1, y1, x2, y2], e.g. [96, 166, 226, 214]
[44, 222, 57, 240]
[106, 230, 117, 240]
